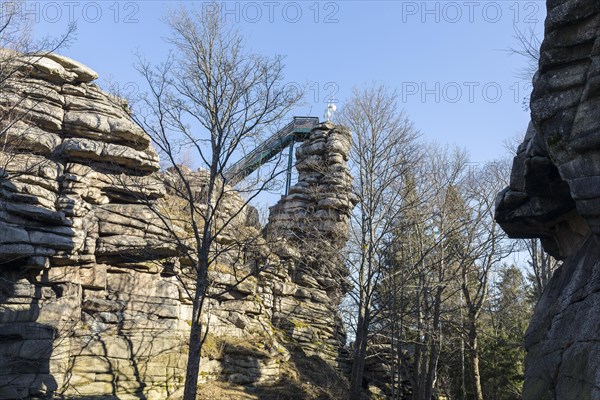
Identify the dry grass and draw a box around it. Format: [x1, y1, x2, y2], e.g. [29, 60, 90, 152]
[197, 382, 258, 400]
[202, 333, 272, 360]
[201, 333, 226, 360]
[196, 346, 349, 400]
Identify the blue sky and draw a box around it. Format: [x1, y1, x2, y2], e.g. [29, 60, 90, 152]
[29, 0, 545, 165]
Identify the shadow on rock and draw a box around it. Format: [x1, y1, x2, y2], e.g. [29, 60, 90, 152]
[0, 267, 58, 399]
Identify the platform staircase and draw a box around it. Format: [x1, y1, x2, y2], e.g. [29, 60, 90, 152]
[223, 116, 320, 192]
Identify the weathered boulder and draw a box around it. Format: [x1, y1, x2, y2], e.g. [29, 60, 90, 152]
[495, 2, 600, 398]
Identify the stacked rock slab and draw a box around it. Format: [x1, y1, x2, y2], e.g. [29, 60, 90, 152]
[266, 122, 357, 366]
[160, 166, 291, 389]
[495, 2, 600, 399]
[0, 55, 270, 399]
[0, 53, 190, 400]
[0, 54, 355, 399]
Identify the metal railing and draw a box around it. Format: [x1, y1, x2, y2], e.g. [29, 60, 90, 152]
[223, 116, 319, 185]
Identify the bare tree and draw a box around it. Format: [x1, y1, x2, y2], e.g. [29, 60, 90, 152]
[506, 24, 541, 110]
[133, 4, 301, 399]
[1, 0, 76, 170]
[0, 0, 76, 92]
[364, 154, 520, 399]
[410, 147, 470, 400]
[338, 84, 420, 400]
[456, 159, 515, 400]
[524, 238, 560, 300]
[380, 145, 472, 400]
[508, 25, 541, 82]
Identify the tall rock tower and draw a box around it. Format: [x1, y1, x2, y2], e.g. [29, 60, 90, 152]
[267, 122, 357, 365]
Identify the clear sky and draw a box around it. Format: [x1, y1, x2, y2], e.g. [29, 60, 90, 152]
[27, 0, 545, 165]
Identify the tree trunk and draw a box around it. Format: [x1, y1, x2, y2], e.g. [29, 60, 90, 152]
[182, 297, 202, 400]
[411, 285, 423, 400]
[468, 316, 484, 400]
[460, 293, 466, 400]
[460, 334, 466, 400]
[390, 284, 397, 399]
[350, 308, 369, 400]
[424, 286, 443, 400]
[182, 255, 209, 400]
[397, 281, 406, 400]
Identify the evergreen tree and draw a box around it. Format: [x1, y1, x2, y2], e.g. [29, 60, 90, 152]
[480, 265, 531, 400]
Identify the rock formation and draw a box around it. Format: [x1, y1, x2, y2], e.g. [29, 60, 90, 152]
[0, 54, 355, 399]
[495, 2, 600, 398]
[267, 122, 357, 366]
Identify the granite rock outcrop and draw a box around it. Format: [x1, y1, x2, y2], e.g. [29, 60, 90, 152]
[267, 122, 357, 366]
[495, 2, 600, 399]
[0, 54, 355, 399]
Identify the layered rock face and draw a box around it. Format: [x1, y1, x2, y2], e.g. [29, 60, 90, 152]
[266, 123, 357, 365]
[495, 2, 600, 398]
[0, 54, 354, 399]
[0, 53, 188, 400]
